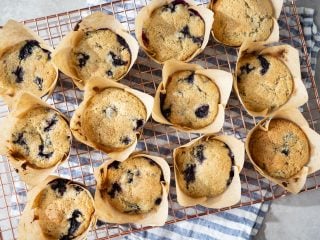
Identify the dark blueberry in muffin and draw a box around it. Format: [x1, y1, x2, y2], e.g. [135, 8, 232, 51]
[106, 70, 113, 77]
[195, 104, 209, 118]
[108, 51, 128, 66]
[76, 52, 90, 68]
[127, 170, 134, 183]
[107, 182, 122, 198]
[183, 164, 196, 188]
[189, 9, 201, 17]
[73, 20, 82, 31]
[133, 119, 145, 131]
[19, 40, 39, 60]
[120, 136, 131, 145]
[12, 66, 24, 83]
[116, 35, 129, 49]
[60, 210, 83, 240]
[107, 161, 121, 170]
[33, 76, 43, 91]
[179, 25, 203, 46]
[163, 0, 188, 12]
[74, 185, 84, 193]
[38, 144, 53, 159]
[185, 72, 195, 84]
[281, 148, 290, 156]
[240, 63, 255, 75]
[257, 55, 270, 75]
[44, 115, 58, 132]
[50, 179, 69, 196]
[193, 144, 205, 163]
[226, 169, 234, 186]
[12, 132, 27, 146]
[155, 197, 162, 205]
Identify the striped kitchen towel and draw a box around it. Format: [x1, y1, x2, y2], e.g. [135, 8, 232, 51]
[121, 6, 320, 240]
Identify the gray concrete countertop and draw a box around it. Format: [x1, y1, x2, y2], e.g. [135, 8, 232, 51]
[0, 1, 319, 240]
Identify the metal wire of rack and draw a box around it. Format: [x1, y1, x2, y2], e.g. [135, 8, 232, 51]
[0, 0, 319, 239]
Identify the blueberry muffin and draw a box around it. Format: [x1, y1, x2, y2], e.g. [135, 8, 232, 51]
[161, 70, 220, 129]
[141, 0, 205, 62]
[211, 0, 274, 46]
[0, 40, 57, 97]
[81, 87, 147, 151]
[8, 107, 71, 169]
[35, 178, 95, 239]
[175, 138, 234, 198]
[101, 156, 163, 214]
[249, 119, 310, 179]
[237, 54, 293, 113]
[72, 29, 131, 82]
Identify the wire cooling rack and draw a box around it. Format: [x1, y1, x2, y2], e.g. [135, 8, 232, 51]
[0, 0, 319, 239]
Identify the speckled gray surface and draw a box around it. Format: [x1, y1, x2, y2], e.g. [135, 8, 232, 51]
[0, 0, 319, 239]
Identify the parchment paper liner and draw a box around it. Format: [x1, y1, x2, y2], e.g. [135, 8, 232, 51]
[52, 12, 139, 90]
[93, 152, 170, 226]
[234, 41, 308, 117]
[70, 77, 154, 161]
[135, 0, 214, 64]
[152, 60, 232, 133]
[245, 108, 320, 194]
[0, 20, 58, 108]
[173, 134, 244, 207]
[18, 176, 96, 240]
[209, 0, 283, 47]
[0, 92, 71, 187]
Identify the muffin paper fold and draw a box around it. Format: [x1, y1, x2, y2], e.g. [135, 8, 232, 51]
[152, 60, 232, 133]
[0, 20, 58, 108]
[70, 77, 154, 161]
[135, 0, 214, 64]
[94, 152, 170, 226]
[234, 41, 308, 117]
[246, 108, 320, 194]
[209, 0, 283, 47]
[18, 176, 96, 240]
[52, 12, 139, 90]
[0, 92, 71, 187]
[173, 134, 244, 208]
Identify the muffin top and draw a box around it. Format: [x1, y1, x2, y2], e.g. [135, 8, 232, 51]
[72, 29, 131, 81]
[8, 107, 71, 169]
[102, 156, 163, 214]
[249, 119, 310, 179]
[142, 1, 205, 62]
[82, 88, 147, 151]
[0, 40, 56, 97]
[211, 0, 274, 46]
[237, 54, 293, 113]
[36, 179, 95, 240]
[175, 138, 233, 198]
[161, 70, 220, 129]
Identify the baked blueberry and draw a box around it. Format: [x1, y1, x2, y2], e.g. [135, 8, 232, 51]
[12, 66, 24, 83]
[76, 52, 90, 68]
[257, 55, 270, 75]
